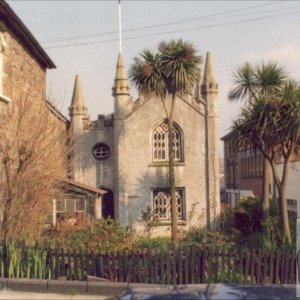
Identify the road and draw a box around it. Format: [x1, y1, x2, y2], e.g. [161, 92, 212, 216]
[0, 290, 109, 299]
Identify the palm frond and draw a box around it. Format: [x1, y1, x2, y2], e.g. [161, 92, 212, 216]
[228, 62, 258, 102]
[159, 39, 201, 95]
[255, 62, 287, 95]
[128, 49, 166, 97]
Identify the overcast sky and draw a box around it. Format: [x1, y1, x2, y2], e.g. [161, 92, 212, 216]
[7, 0, 300, 158]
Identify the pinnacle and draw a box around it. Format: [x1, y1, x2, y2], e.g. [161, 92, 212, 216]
[202, 52, 217, 86]
[113, 53, 130, 96]
[115, 53, 127, 80]
[69, 75, 87, 116]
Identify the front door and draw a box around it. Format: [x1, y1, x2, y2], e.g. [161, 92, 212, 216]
[102, 191, 114, 219]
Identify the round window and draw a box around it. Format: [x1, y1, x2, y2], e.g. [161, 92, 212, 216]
[92, 143, 110, 160]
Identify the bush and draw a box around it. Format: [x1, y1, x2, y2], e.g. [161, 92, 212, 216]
[233, 196, 262, 235]
[181, 228, 238, 251]
[42, 218, 134, 253]
[133, 237, 172, 251]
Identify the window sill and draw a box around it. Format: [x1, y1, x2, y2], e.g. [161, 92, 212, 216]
[148, 162, 185, 167]
[0, 93, 11, 103]
[152, 220, 187, 226]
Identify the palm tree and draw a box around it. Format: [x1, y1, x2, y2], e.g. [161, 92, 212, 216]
[228, 62, 287, 220]
[232, 79, 300, 242]
[129, 39, 201, 241]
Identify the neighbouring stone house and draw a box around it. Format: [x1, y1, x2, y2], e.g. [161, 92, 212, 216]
[0, 0, 55, 221]
[70, 51, 220, 235]
[0, 1, 105, 227]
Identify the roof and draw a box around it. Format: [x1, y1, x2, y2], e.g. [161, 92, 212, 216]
[0, 0, 56, 69]
[60, 177, 107, 195]
[46, 100, 69, 125]
[220, 131, 234, 141]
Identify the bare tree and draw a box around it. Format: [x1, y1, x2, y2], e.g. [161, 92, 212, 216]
[0, 93, 70, 242]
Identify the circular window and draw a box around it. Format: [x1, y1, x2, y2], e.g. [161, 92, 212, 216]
[92, 143, 110, 160]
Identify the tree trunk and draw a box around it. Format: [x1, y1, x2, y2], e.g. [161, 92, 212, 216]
[269, 158, 291, 243]
[262, 157, 270, 220]
[278, 184, 291, 243]
[168, 95, 177, 241]
[278, 156, 291, 243]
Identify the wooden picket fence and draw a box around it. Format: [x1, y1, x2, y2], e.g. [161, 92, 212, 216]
[0, 245, 297, 284]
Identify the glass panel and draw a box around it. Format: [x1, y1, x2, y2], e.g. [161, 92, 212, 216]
[56, 199, 66, 212]
[76, 198, 85, 212]
[66, 199, 75, 212]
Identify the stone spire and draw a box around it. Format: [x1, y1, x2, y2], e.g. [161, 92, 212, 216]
[69, 75, 87, 116]
[201, 51, 219, 230]
[112, 53, 130, 97]
[201, 52, 218, 95]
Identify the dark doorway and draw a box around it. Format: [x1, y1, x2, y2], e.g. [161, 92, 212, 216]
[102, 190, 114, 219]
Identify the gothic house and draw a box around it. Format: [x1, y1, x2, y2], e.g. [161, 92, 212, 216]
[69, 52, 220, 234]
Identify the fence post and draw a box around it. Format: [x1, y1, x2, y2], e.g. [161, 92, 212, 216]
[184, 248, 189, 284]
[166, 250, 171, 285]
[172, 249, 177, 285]
[202, 248, 207, 283]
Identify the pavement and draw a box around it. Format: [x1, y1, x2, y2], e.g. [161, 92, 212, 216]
[0, 290, 108, 299]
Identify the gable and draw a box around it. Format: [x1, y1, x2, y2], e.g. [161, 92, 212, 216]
[0, 1, 55, 69]
[124, 93, 205, 122]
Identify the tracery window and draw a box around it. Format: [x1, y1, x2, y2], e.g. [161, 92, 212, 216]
[153, 189, 185, 220]
[152, 120, 183, 161]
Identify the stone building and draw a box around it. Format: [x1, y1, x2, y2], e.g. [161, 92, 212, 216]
[0, 1, 105, 228]
[0, 1, 55, 106]
[70, 51, 220, 234]
[0, 0, 56, 195]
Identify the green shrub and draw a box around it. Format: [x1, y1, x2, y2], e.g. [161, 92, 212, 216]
[181, 228, 238, 251]
[133, 236, 172, 251]
[42, 218, 134, 253]
[233, 196, 262, 235]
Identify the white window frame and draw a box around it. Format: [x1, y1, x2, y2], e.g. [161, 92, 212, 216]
[152, 188, 185, 220]
[56, 198, 86, 213]
[0, 32, 10, 103]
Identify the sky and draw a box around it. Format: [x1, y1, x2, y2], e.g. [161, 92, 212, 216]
[7, 0, 300, 158]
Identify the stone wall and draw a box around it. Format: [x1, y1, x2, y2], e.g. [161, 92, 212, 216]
[72, 121, 115, 190]
[0, 21, 46, 105]
[0, 19, 69, 235]
[115, 95, 208, 234]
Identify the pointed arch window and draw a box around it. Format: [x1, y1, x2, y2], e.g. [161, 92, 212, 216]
[153, 188, 185, 220]
[152, 120, 183, 162]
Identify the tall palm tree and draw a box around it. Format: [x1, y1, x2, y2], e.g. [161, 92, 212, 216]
[228, 62, 287, 220]
[129, 39, 201, 241]
[232, 79, 300, 242]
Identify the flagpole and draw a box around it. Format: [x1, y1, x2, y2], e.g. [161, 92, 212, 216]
[118, 0, 122, 54]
